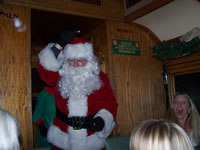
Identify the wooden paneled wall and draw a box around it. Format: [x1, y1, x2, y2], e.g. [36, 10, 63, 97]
[106, 21, 167, 136]
[0, 3, 167, 149]
[0, 4, 33, 149]
[83, 22, 108, 73]
[4, 0, 124, 21]
[86, 21, 167, 136]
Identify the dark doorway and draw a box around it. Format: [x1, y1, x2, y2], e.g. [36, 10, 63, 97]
[31, 8, 105, 148]
[31, 8, 105, 110]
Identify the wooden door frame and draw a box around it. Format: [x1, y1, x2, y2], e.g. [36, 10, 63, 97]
[166, 53, 200, 106]
[0, 3, 32, 149]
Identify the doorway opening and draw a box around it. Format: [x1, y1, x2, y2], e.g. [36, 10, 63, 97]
[30, 8, 105, 148]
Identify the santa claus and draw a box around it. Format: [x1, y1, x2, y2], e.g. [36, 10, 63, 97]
[37, 30, 118, 150]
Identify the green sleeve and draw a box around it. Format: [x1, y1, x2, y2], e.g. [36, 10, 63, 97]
[32, 88, 56, 126]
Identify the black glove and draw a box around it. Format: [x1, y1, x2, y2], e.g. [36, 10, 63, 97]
[39, 123, 48, 137]
[57, 30, 77, 48]
[89, 117, 105, 132]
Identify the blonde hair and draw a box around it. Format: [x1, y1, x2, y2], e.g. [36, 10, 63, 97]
[130, 120, 194, 150]
[0, 109, 21, 150]
[172, 92, 200, 144]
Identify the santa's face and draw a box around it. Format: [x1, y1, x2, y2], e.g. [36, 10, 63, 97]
[173, 95, 191, 122]
[68, 59, 88, 67]
[58, 56, 102, 99]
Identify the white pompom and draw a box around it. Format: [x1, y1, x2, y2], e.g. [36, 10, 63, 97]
[13, 17, 22, 28]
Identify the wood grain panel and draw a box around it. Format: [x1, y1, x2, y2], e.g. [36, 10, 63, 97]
[83, 23, 107, 73]
[106, 21, 166, 136]
[4, 0, 124, 21]
[167, 73, 175, 105]
[166, 53, 200, 66]
[0, 4, 32, 150]
[166, 53, 200, 75]
[166, 63, 200, 75]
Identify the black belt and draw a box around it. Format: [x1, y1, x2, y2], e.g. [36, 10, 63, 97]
[56, 108, 95, 130]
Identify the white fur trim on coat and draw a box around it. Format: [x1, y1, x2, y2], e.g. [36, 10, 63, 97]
[64, 43, 94, 60]
[47, 124, 70, 149]
[47, 124, 106, 150]
[95, 109, 115, 138]
[87, 132, 106, 150]
[38, 43, 65, 72]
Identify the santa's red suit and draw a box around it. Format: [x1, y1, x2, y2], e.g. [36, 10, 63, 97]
[37, 37, 118, 150]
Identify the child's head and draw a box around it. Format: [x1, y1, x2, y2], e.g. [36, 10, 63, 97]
[130, 120, 194, 150]
[0, 109, 21, 150]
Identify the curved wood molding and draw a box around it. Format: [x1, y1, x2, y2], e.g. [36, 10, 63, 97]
[124, 0, 174, 22]
[3, 0, 124, 21]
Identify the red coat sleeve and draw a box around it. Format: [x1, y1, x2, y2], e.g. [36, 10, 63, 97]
[88, 71, 118, 119]
[37, 61, 60, 87]
[99, 72, 118, 119]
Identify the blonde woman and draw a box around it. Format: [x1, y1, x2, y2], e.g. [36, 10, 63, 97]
[130, 120, 194, 150]
[169, 92, 200, 146]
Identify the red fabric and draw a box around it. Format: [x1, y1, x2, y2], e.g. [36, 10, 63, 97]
[183, 124, 190, 134]
[51, 145, 62, 150]
[37, 62, 60, 87]
[37, 61, 118, 149]
[36, 120, 45, 128]
[70, 37, 88, 44]
[52, 71, 118, 136]
[44, 86, 55, 96]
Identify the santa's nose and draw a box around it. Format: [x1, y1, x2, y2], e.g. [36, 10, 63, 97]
[68, 59, 87, 67]
[177, 103, 182, 106]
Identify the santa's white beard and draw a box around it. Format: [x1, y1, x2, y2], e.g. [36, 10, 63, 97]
[58, 59, 102, 99]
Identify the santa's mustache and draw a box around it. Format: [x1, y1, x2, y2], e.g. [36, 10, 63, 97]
[58, 61, 102, 99]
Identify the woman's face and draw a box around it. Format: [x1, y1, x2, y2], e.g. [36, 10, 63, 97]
[173, 95, 191, 121]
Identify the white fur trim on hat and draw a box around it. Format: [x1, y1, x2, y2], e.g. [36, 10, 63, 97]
[64, 43, 94, 60]
[95, 109, 115, 138]
[38, 43, 65, 72]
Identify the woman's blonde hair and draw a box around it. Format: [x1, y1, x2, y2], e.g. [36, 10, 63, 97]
[171, 92, 200, 144]
[130, 120, 194, 150]
[0, 109, 21, 150]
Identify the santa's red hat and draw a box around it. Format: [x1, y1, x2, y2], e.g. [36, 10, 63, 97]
[64, 37, 94, 60]
[70, 37, 87, 44]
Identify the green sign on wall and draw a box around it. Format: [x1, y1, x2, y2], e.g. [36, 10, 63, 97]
[112, 39, 140, 56]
